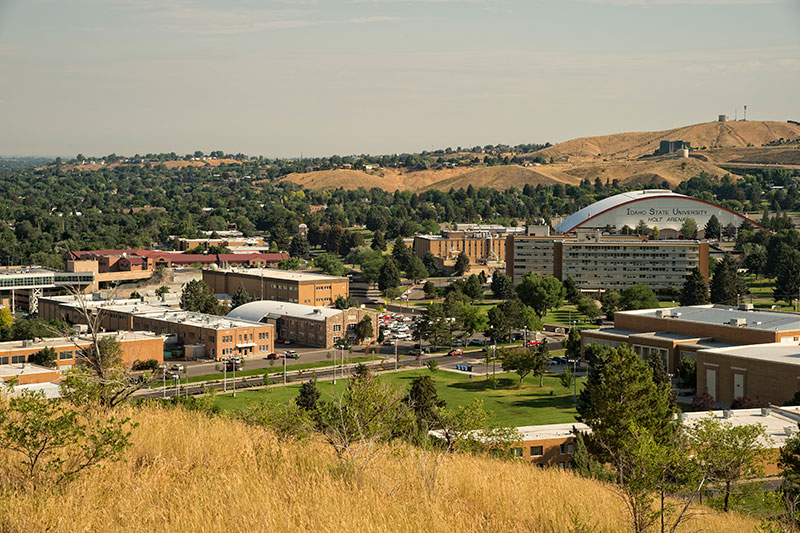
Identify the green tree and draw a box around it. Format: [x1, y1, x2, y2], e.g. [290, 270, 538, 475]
[296, 378, 321, 411]
[453, 251, 470, 276]
[314, 253, 348, 276]
[680, 217, 698, 239]
[559, 366, 575, 390]
[619, 284, 659, 310]
[422, 251, 439, 276]
[30, 347, 57, 368]
[774, 248, 800, 304]
[155, 285, 169, 298]
[354, 316, 374, 344]
[405, 256, 429, 283]
[704, 214, 721, 240]
[710, 254, 746, 305]
[0, 389, 132, 491]
[576, 296, 601, 321]
[405, 375, 445, 430]
[463, 274, 483, 300]
[392, 236, 412, 270]
[333, 295, 357, 310]
[490, 272, 515, 300]
[180, 279, 221, 314]
[563, 326, 582, 361]
[460, 303, 488, 342]
[688, 416, 768, 512]
[0, 306, 13, 334]
[500, 347, 536, 384]
[370, 230, 386, 251]
[563, 276, 580, 305]
[532, 342, 550, 387]
[288, 235, 311, 259]
[577, 345, 677, 483]
[418, 303, 451, 349]
[516, 273, 565, 318]
[778, 427, 800, 505]
[230, 285, 253, 310]
[679, 267, 709, 306]
[378, 256, 401, 291]
[600, 290, 621, 321]
[278, 257, 303, 270]
[742, 244, 767, 278]
[423, 280, 436, 298]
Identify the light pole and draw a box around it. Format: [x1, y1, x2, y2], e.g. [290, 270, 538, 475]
[160, 364, 166, 399]
[174, 375, 179, 397]
[394, 340, 398, 371]
[232, 358, 237, 398]
[222, 357, 227, 393]
[283, 353, 287, 385]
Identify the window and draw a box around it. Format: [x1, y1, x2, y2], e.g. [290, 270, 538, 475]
[567, 444, 574, 455]
[530, 446, 543, 456]
[511, 448, 523, 457]
[0, 356, 7, 365]
[560, 443, 567, 454]
[59, 351, 72, 360]
[333, 324, 342, 332]
[11, 355, 25, 364]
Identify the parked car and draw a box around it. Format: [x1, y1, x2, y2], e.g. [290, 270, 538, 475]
[223, 361, 242, 371]
[164, 370, 181, 380]
[452, 339, 466, 347]
[448, 348, 464, 356]
[383, 339, 396, 346]
[483, 345, 497, 353]
[267, 352, 282, 360]
[169, 364, 185, 372]
[525, 340, 541, 347]
[284, 350, 299, 359]
[468, 338, 485, 346]
[552, 356, 567, 364]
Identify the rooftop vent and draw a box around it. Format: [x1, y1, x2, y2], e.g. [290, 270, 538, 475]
[761, 407, 770, 417]
[786, 426, 795, 437]
[729, 318, 747, 327]
[723, 410, 732, 419]
[656, 309, 673, 318]
[739, 303, 754, 311]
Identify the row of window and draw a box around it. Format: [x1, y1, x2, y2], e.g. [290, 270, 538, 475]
[512, 443, 575, 457]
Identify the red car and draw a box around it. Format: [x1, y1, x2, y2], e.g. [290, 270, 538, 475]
[448, 349, 464, 356]
[267, 352, 282, 360]
[525, 340, 541, 347]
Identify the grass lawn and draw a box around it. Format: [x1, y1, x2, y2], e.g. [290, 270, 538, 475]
[542, 305, 599, 329]
[175, 356, 379, 385]
[746, 276, 797, 312]
[214, 368, 583, 427]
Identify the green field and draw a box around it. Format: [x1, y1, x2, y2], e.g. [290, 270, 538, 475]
[213, 367, 583, 427]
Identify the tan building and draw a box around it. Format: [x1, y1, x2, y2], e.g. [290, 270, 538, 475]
[38, 295, 274, 361]
[413, 225, 524, 265]
[173, 235, 267, 252]
[0, 331, 166, 375]
[203, 268, 349, 307]
[227, 300, 378, 348]
[582, 304, 800, 399]
[507, 229, 709, 291]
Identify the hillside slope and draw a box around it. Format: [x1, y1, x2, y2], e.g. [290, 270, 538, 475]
[0, 405, 759, 532]
[535, 120, 800, 163]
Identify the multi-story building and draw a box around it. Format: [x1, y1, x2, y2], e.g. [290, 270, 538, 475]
[0, 267, 95, 313]
[582, 304, 800, 373]
[38, 295, 274, 361]
[0, 330, 166, 375]
[507, 229, 709, 291]
[227, 300, 378, 348]
[414, 225, 523, 265]
[63, 249, 288, 286]
[172, 234, 267, 252]
[203, 268, 349, 307]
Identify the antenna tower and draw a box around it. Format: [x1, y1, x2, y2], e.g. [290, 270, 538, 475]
[744, 105, 747, 121]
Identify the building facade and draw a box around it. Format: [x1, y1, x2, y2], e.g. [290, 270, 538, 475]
[203, 268, 349, 307]
[0, 267, 95, 313]
[227, 300, 378, 348]
[507, 230, 709, 290]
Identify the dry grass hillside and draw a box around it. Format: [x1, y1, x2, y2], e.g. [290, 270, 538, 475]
[0, 405, 760, 533]
[535, 120, 800, 163]
[69, 158, 244, 171]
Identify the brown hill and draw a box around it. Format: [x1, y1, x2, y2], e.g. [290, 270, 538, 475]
[68, 158, 244, 172]
[535, 120, 800, 163]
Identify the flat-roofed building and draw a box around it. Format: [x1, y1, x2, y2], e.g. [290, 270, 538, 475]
[506, 230, 709, 290]
[414, 225, 521, 265]
[38, 295, 273, 361]
[203, 268, 349, 307]
[582, 304, 800, 388]
[0, 267, 95, 313]
[227, 300, 377, 348]
[0, 331, 166, 376]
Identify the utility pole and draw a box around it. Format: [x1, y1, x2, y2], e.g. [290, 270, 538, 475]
[394, 340, 398, 371]
[283, 354, 287, 384]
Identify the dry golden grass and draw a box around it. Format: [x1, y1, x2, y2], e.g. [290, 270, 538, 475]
[0, 405, 759, 533]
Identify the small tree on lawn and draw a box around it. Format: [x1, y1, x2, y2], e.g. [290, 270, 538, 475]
[532, 342, 550, 387]
[296, 378, 321, 411]
[500, 347, 536, 385]
[563, 326, 582, 361]
[354, 316, 374, 344]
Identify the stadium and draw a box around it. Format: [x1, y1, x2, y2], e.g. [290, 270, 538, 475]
[554, 190, 760, 235]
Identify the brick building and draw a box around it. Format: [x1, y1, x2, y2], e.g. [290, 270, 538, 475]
[0, 331, 166, 376]
[203, 268, 349, 307]
[227, 300, 378, 348]
[38, 295, 274, 361]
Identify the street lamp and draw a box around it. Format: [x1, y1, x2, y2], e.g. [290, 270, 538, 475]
[283, 353, 287, 385]
[222, 357, 228, 393]
[159, 364, 167, 399]
[394, 340, 398, 371]
[232, 357, 237, 398]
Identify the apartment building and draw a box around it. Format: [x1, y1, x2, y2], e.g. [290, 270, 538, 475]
[203, 268, 349, 306]
[507, 230, 709, 291]
[38, 295, 273, 360]
[227, 300, 378, 348]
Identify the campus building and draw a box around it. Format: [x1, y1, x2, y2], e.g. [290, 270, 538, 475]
[63, 249, 287, 286]
[172, 234, 267, 252]
[227, 300, 378, 348]
[38, 295, 274, 361]
[581, 304, 800, 405]
[507, 229, 709, 290]
[511, 407, 798, 475]
[553, 189, 760, 235]
[202, 268, 349, 307]
[0, 331, 166, 378]
[0, 267, 95, 313]
[414, 225, 523, 265]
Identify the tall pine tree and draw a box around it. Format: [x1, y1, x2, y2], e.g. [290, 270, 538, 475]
[679, 267, 709, 306]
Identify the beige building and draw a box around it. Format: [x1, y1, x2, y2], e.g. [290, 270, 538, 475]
[38, 295, 274, 361]
[227, 300, 378, 348]
[203, 268, 349, 307]
[507, 229, 709, 291]
[413, 225, 524, 265]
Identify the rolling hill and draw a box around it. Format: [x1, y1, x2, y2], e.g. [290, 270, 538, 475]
[0, 404, 760, 532]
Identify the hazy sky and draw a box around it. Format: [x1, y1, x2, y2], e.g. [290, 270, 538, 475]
[1, 0, 799, 157]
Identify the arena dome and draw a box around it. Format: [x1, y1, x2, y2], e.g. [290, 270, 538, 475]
[554, 190, 760, 234]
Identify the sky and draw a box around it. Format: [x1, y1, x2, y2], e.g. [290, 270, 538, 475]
[1, 0, 799, 158]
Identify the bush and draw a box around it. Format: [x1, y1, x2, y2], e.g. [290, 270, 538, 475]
[731, 396, 761, 409]
[692, 391, 714, 411]
[132, 359, 160, 371]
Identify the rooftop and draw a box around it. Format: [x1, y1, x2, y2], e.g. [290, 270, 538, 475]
[135, 309, 268, 330]
[0, 363, 60, 378]
[555, 190, 688, 233]
[0, 331, 166, 353]
[227, 300, 347, 323]
[621, 305, 800, 333]
[698, 342, 800, 366]
[213, 267, 348, 282]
